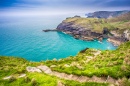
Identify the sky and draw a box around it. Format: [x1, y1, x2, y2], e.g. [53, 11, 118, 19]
[0, 0, 130, 16]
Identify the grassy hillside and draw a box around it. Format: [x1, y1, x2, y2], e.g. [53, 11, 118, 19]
[0, 42, 130, 86]
[44, 42, 130, 79]
[63, 12, 130, 33]
[0, 56, 108, 86]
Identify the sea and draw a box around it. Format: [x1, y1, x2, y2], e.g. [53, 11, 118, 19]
[0, 14, 117, 61]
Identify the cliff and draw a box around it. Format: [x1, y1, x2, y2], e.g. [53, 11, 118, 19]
[56, 12, 130, 45]
[56, 17, 108, 41]
[86, 10, 130, 18]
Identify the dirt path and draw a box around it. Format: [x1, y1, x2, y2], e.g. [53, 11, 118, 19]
[25, 50, 119, 85]
[35, 65, 119, 85]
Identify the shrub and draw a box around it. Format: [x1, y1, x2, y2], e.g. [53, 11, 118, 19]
[9, 76, 16, 82]
[24, 76, 31, 83]
[31, 78, 38, 86]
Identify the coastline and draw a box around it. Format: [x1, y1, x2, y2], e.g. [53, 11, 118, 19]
[43, 28, 126, 46]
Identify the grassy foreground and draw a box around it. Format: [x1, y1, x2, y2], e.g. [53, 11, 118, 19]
[0, 42, 130, 86]
[0, 57, 108, 86]
[45, 42, 130, 79]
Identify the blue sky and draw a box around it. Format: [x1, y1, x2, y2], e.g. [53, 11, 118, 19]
[0, 0, 130, 16]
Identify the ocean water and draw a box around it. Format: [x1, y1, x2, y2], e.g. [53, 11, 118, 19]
[0, 15, 117, 61]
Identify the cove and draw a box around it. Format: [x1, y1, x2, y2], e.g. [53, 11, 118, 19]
[0, 16, 117, 61]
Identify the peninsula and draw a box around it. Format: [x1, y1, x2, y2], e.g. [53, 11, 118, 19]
[56, 11, 130, 46]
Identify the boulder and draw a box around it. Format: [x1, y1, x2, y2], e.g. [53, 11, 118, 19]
[26, 66, 42, 73]
[80, 48, 89, 53]
[37, 65, 52, 74]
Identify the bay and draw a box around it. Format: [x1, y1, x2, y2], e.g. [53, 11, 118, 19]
[0, 15, 117, 61]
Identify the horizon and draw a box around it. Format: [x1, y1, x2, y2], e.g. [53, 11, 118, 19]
[0, 0, 130, 17]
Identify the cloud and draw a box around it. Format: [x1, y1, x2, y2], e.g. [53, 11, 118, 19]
[0, 0, 130, 16]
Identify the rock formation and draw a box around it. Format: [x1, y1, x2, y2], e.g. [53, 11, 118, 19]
[56, 18, 110, 41]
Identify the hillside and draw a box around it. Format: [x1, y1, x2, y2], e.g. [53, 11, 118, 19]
[0, 42, 130, 86]
[86, 10, 130, 18]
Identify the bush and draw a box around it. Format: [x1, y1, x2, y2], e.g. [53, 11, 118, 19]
[24, 76, 31, 83]
[9, 76, 16, 82]
[31, 78, 38, 86]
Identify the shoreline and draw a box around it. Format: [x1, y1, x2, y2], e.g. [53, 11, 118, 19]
[42, 29, 125, 46]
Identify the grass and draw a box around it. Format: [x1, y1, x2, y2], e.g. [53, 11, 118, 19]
[0, 55, 109, 86]
[62, 80, 108, 86]
[0, 42, 130, 86]
[44, 42, 130, 79]
[63, 12, 130, 34]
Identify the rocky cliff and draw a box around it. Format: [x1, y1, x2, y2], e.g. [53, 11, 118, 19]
[56, 17, 110, 41]
[56, 12, 130, 46]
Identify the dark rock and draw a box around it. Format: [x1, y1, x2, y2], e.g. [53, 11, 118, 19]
[74, 15, 81, 18]
[103, 27, 109, 34]
[80, 48, 89, 53]
[43, 29, 58, 32]
[56, 21, 104, 41]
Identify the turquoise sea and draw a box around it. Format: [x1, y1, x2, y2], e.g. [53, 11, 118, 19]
[0, 15, 117, 61]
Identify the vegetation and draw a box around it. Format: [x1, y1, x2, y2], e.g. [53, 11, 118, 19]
[1, 42, 128, 85]
[0, 13, 130, 85]
[62, 80, 108, 86]
[63, 12, 130, 33]
[0, 56, 108, 86]
[0, 42, 130, 85]
[44, 42, 130, 79]
[0, 12, 130, 86]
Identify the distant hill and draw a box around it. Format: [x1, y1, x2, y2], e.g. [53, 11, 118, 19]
[86, 10, 130, 18]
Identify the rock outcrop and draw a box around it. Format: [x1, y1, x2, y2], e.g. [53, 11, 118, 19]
[56, 17, 111, 41]
[108, 29, 129, 46]
[43, 29, 58, 32]
[56, 21, 107, 41]
[123, 30, 130, 41]
[26, 66, 42, 73]
[107, 37, 125, 46]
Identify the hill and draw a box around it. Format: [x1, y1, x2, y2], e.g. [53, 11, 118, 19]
[86, 10, 130, 18]
[0, 42, 130, 86]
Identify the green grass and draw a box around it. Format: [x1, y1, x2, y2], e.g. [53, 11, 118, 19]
[0, 55, 109, 86]
[63, 13, 130, 34]
[0, 73, 58, 86]
[62, 80, 108, 86]
[44, 42, 130, 79]
[0, 42, 130, 86]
